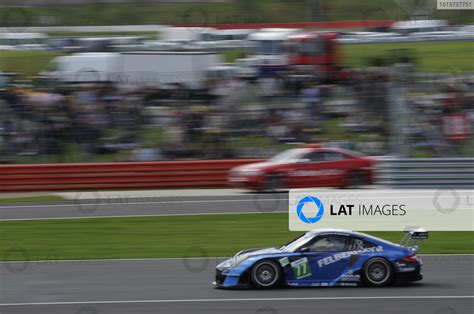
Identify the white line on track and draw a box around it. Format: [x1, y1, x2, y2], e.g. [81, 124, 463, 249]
[0, 254, 471, 264]
[0, 296, 473, 307]
[0, 210, 286, 222]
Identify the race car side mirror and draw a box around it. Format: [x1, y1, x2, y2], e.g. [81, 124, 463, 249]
[300, 247, 310, 253]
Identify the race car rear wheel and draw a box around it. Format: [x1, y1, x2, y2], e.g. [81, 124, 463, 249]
[265, 174, 283, 191]
[362, 258, 393, 287]
[344, 171, 365, 188]
[251, 260, 281, 289]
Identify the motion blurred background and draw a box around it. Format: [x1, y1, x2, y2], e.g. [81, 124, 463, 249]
[0, 0, 472, 164]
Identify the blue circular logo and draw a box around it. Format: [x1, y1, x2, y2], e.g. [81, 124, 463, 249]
[296, 196, 324, 224]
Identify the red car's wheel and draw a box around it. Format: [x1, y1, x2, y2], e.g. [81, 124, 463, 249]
[265, 174, 284, 191]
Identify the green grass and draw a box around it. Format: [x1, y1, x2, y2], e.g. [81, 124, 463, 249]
[0, 51, 64, 77]
[0, 0, 472, 26]
[0, 213, 472, 261]
[223, 49, 247, 63]
[0, 195, 64, 204]
[342, 41, 474, 72]
[47, 32, 159, 38]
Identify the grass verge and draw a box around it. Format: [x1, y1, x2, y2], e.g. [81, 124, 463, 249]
[0, 51, 65, 77]
[342, 41, 474, 72]
[0, 195, 65, 204]
[0, 213, 472, 261]
[1, 1, 472, 26]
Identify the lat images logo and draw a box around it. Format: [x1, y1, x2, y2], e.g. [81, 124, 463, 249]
[296, 196, 325, 224]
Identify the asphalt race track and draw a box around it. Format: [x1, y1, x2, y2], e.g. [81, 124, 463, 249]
[0, 256, 472, 314]
[0, 191, 472, 313]
[0, 192, 289, 220]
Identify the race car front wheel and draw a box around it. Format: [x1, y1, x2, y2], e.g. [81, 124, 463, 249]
[362, 258, 393, 287]
[251, 260, 282, 289]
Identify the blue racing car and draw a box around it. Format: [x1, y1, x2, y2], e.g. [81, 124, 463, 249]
[213, 227, 427, 289]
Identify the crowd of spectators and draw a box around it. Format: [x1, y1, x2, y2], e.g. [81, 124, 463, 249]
[0, 68, 472, 163]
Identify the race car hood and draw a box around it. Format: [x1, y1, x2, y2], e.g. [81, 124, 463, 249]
[235, 162, 273, 170]
[234, 247, 282, 258]
[232, 162, 282, 172]
[218, 247, 282, 270]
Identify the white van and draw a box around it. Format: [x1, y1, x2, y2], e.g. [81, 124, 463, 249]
[42, 51, 222, 88]
[0, 33, 49, 50]
[42, 53, 122, 83]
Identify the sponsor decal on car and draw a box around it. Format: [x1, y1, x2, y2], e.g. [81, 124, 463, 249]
[290, 257, 312, 279]
[291, 169, 343, 177]
[340, 274, 361, 281]
[317, 246, 384, 268]
[278, 257, 290, 267]
[340, 282, 358, 286]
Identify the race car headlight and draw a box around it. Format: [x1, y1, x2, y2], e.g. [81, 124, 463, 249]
[230, 255, 248, 267]
[217, 256, 248, 271]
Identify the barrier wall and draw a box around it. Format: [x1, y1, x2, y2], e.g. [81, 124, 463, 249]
[376, 157, 474, 189]
[3, 157, 470, 192]
[0, 160, 263, 192]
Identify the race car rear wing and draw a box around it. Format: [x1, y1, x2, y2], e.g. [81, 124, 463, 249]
[400, 226, 428, 253]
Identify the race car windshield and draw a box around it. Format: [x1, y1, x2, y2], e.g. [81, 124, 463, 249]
[280, 233, 313, 252]
[355, 231, 395, 246]
[269, 149, 310, 163]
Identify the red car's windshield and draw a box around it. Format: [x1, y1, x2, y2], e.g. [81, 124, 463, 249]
[269, 148, 311, 163]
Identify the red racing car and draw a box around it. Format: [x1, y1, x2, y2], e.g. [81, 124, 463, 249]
[229, 147, 374, 190]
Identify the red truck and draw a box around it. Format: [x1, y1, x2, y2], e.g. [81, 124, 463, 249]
[287, 32, 351, 82]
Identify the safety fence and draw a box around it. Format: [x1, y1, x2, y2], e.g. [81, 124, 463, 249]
[0, 159, 263, 192]
[376, 157, 474, 189]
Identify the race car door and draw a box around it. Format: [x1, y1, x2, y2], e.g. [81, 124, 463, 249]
[287, 151, 344, 188]
[293, 234, 351, 284]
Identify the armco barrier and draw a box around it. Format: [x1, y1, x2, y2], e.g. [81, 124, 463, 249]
[0, 159, 263, 192]
[376, 157, 474, 189]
